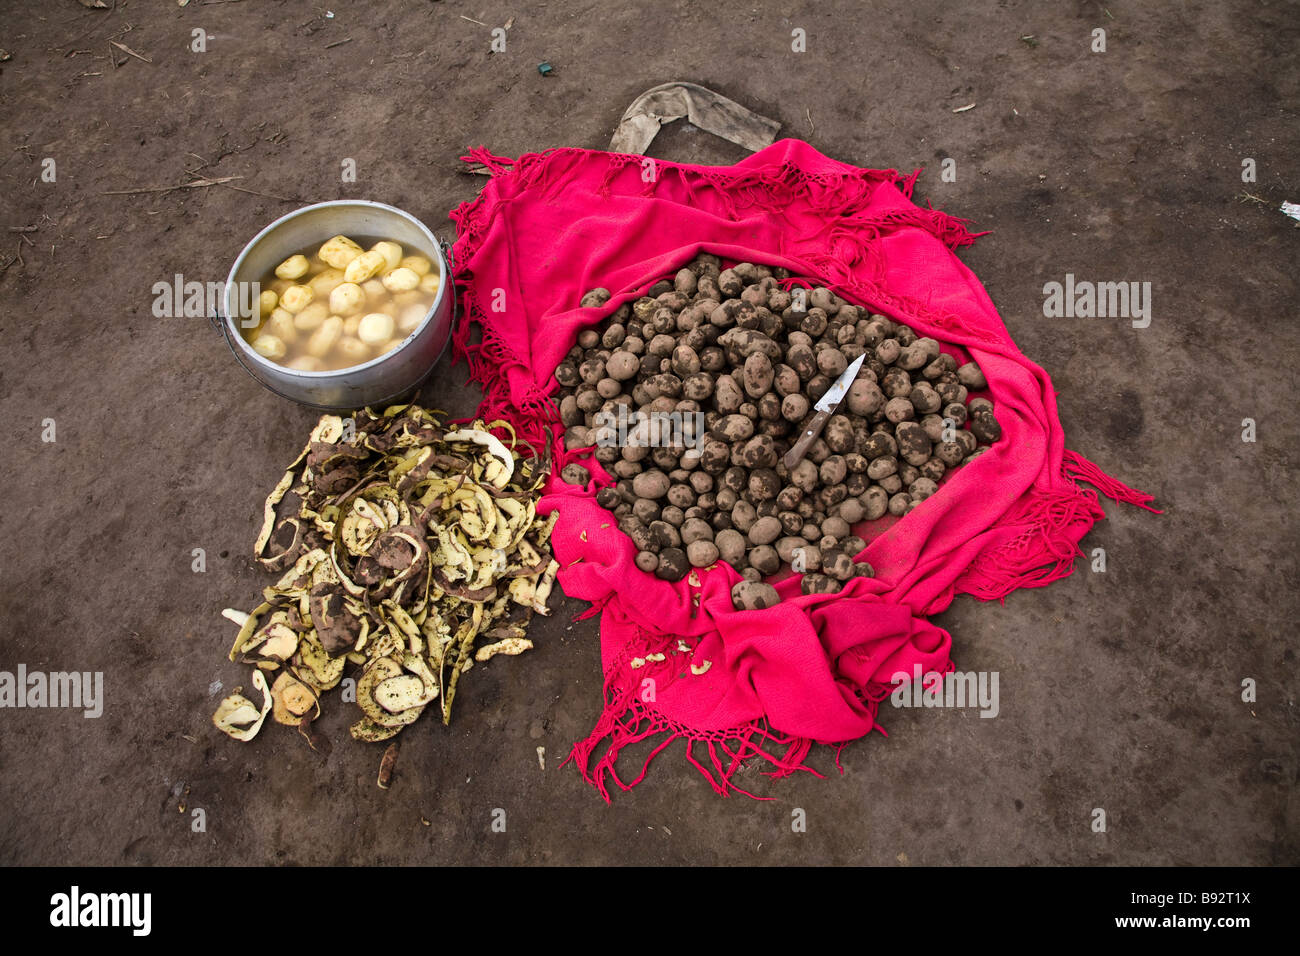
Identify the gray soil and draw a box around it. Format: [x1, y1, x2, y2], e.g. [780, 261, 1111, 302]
[0, 0, 1295, 865]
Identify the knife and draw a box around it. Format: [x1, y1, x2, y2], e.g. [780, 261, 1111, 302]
[781, 354, 865, 471]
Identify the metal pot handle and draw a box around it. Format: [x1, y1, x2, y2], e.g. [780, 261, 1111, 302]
[212, 309, 268, 389]
[209, 299, 273, 397]
[440, 238, 459, 321]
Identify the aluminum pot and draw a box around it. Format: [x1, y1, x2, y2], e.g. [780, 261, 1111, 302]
[220, 200, 453, 411]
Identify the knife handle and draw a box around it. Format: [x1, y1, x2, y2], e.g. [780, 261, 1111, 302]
[782, 409, 832, 471]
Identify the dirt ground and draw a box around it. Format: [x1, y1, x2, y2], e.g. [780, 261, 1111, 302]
[0, 0, 1296, 867]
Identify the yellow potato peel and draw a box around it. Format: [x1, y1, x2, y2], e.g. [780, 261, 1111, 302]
[212, 406, 559, 782]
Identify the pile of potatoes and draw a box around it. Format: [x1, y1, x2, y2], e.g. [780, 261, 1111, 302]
[554, 256, 1000, 611]
[244, 235, 442, 372]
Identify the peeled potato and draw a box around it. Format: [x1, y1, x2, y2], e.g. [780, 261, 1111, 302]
[252, 235, 441, 370]
[306, 316, 343, 358]
[259, 289, 279, 318]
[398, 303, 427, 332]
[293, 302, 329, 332]
[371, 241, 403, 271]
[381, 267, 420, 293]
[308, 268, 346, 296]
[329, 282, 365, 316]
[358, 312, 395, 345]
[336, 337, 371, 365]
[252, 335, 286, 360]
[280, 284, 314, 313]
[344, 250, 387, 284]
[399, 255, 432, 276]
[275, 254, 310, 280]
[266, 308, 297, 341]
[319, 235, 364, 269]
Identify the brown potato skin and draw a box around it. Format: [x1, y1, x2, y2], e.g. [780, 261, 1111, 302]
[560, 264, 997, 611]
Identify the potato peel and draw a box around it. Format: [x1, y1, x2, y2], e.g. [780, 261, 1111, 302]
[213, 670, 272, 741]
[212, 406, 557, 785]
[444, 429, 515, 487]
[475, 637, 534, 662]
[271, 671, 318, 727]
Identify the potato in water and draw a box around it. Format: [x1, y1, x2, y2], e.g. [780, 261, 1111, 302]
[243, 235, 440, 371]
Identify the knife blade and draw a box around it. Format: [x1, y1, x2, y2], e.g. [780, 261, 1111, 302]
[781, 354, 865, 471]
[814, 354, 865, 413]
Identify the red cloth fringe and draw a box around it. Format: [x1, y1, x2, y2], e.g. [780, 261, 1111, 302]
[1063, 449, 1163, 513]
[560, 643, 838, 802]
